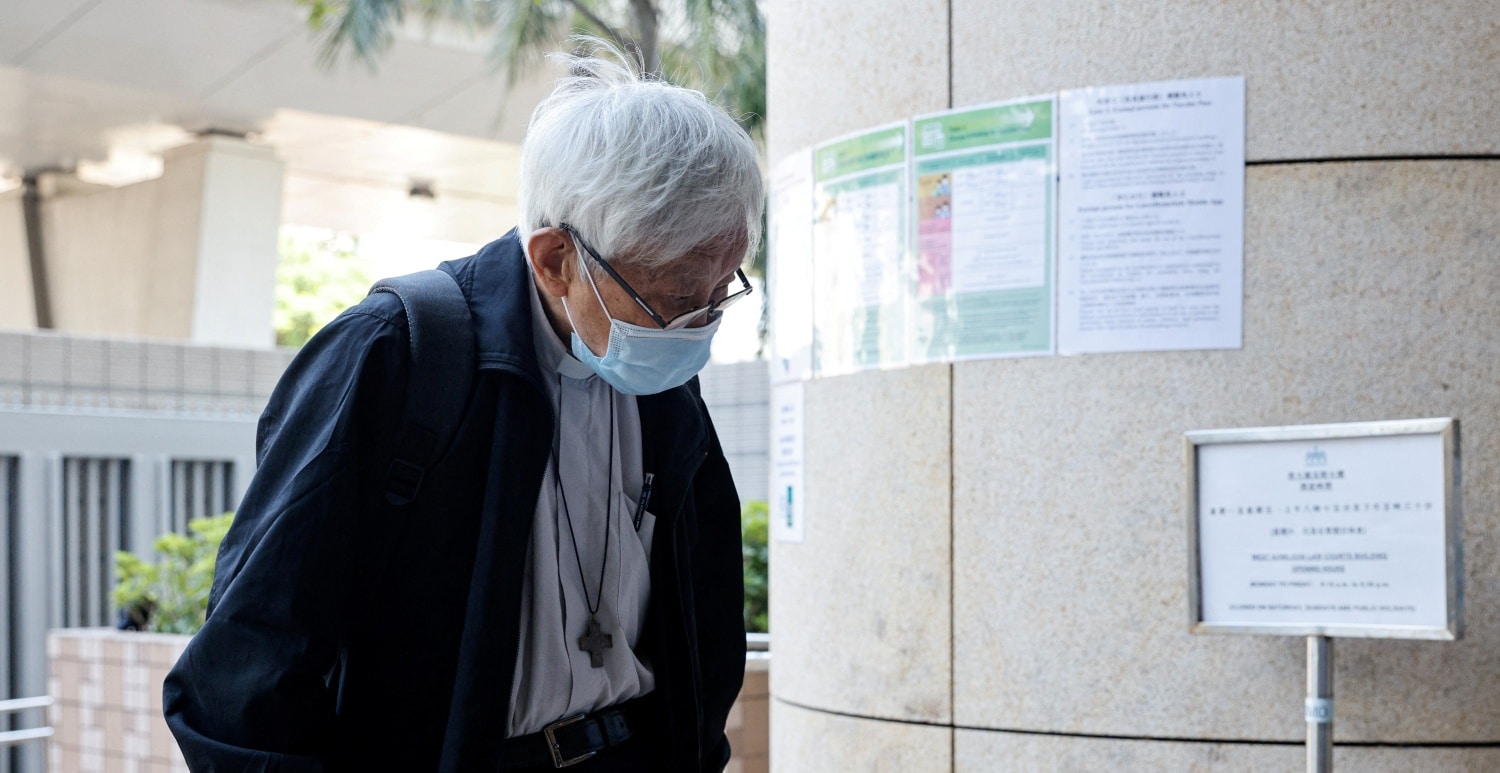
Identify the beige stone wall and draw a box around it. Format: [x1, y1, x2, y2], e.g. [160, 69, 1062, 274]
[47, 629, 189, 773]
[726, 656, 770, 773]
[37, 137, 282, 348]
[772, 700, 950, 773]
[40, 173, 167, 342]
[952, 161, 1500, 744]
[767, 0, 1500, 769]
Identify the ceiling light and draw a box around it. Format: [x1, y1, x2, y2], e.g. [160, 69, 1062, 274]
[75, 149, 164, 187]
[408, 179, 437, 200]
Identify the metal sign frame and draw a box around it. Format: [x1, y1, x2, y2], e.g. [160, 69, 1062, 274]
[1186, 417, 1462, 641]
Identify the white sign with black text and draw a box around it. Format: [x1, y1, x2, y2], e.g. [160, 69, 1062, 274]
[770, 383, 806, 543]
[1189, 419, 1460, 640]
[1058, 76, 1245, 355]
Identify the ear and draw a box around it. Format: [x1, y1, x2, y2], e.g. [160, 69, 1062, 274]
[526, 227, 576, 298]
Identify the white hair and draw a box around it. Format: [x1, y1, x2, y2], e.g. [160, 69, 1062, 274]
[517, 39, 764, 278]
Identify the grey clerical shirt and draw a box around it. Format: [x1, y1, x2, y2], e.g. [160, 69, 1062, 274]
[506, 274, 657, 738]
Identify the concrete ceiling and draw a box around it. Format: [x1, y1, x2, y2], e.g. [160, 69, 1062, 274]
[0, 0, 562, 242]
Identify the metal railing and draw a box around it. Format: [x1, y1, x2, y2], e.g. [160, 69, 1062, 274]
[0, 697, 52, 749]
[1, 407, 258, 773]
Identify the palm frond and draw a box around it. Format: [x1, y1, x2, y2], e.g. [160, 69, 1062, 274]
[304, 0, 496, 69]
[302, 0, 405, 70]
[488, 0, 574, 82]
[416, 0, 499, 31]
[657, 0, 764, 138]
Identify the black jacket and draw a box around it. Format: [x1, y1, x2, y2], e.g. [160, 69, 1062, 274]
[164, 231, 747, 771]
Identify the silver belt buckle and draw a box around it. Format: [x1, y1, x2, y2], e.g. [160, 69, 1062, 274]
[543, 714, 597, 768]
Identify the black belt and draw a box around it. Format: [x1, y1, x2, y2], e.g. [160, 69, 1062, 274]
[499, 696, 652, 769]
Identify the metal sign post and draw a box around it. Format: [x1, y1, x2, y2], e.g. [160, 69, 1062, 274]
[1306, 636, 1333, 773]
[1186, 419, 1462, 772]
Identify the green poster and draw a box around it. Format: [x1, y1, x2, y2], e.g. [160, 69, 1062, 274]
[910, 97, 1056, 361]
[811, 123, 909, 376]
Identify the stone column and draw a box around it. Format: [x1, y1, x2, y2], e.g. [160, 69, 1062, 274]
[170, 137, 283, 348]
[0, 188, 36, 330]
[40, 136, 283, 348]
[767, 1, 1500, 770]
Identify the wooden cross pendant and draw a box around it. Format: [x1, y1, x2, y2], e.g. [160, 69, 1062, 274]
[578, 615, 614, 668]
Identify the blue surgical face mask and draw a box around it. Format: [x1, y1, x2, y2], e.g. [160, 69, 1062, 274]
[561, 257, 720, 395]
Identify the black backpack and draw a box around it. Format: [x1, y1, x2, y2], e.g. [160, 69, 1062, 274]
[367, 269, 476, 506]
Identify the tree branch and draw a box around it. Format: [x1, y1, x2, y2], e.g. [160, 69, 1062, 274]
[628, 0, 660, 76]
[561, 0, 628, 47]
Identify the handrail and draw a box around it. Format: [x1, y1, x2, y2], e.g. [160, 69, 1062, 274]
[0, 696, 52, 713]
[0, 696, 53, 748]
[0, 727, 53, 748]
[746, 632, 770, 652]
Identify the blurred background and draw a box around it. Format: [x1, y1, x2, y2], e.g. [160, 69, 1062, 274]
[0, 0, 766, 358]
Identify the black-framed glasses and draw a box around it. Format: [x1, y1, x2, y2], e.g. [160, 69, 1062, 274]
[559, 222, 753, 330]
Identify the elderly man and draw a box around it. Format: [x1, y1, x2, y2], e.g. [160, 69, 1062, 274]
[165, 45, 762, 772]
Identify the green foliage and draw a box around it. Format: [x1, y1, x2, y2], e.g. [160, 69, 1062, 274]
[295, 0, 766, 140]
[741, 499, 768, 633]
[657, 0, 766, 139]
[112, 513, 235, 635]
[274, 229, 372, 348]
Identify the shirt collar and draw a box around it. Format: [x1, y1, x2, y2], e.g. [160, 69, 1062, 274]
[527, 267, 598, 382]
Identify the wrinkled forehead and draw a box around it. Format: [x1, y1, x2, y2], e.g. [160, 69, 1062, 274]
[619, 238, 746, 292]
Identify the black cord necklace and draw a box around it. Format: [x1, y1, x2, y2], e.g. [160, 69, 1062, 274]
[550, 373, 616, 668]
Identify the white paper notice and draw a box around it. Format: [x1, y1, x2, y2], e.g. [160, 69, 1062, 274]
[833, 184, 903, 310]
[812, 123, 909, 375]
[769, 149, 815, 384]
[1196, 433, 1452, 635]
[949, 159, 1050, 293]
[1058, 77, 1245, 354]
[770, 382, 806, 543]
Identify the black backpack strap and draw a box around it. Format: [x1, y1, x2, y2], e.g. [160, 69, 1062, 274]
[368, 270, 476, 506]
